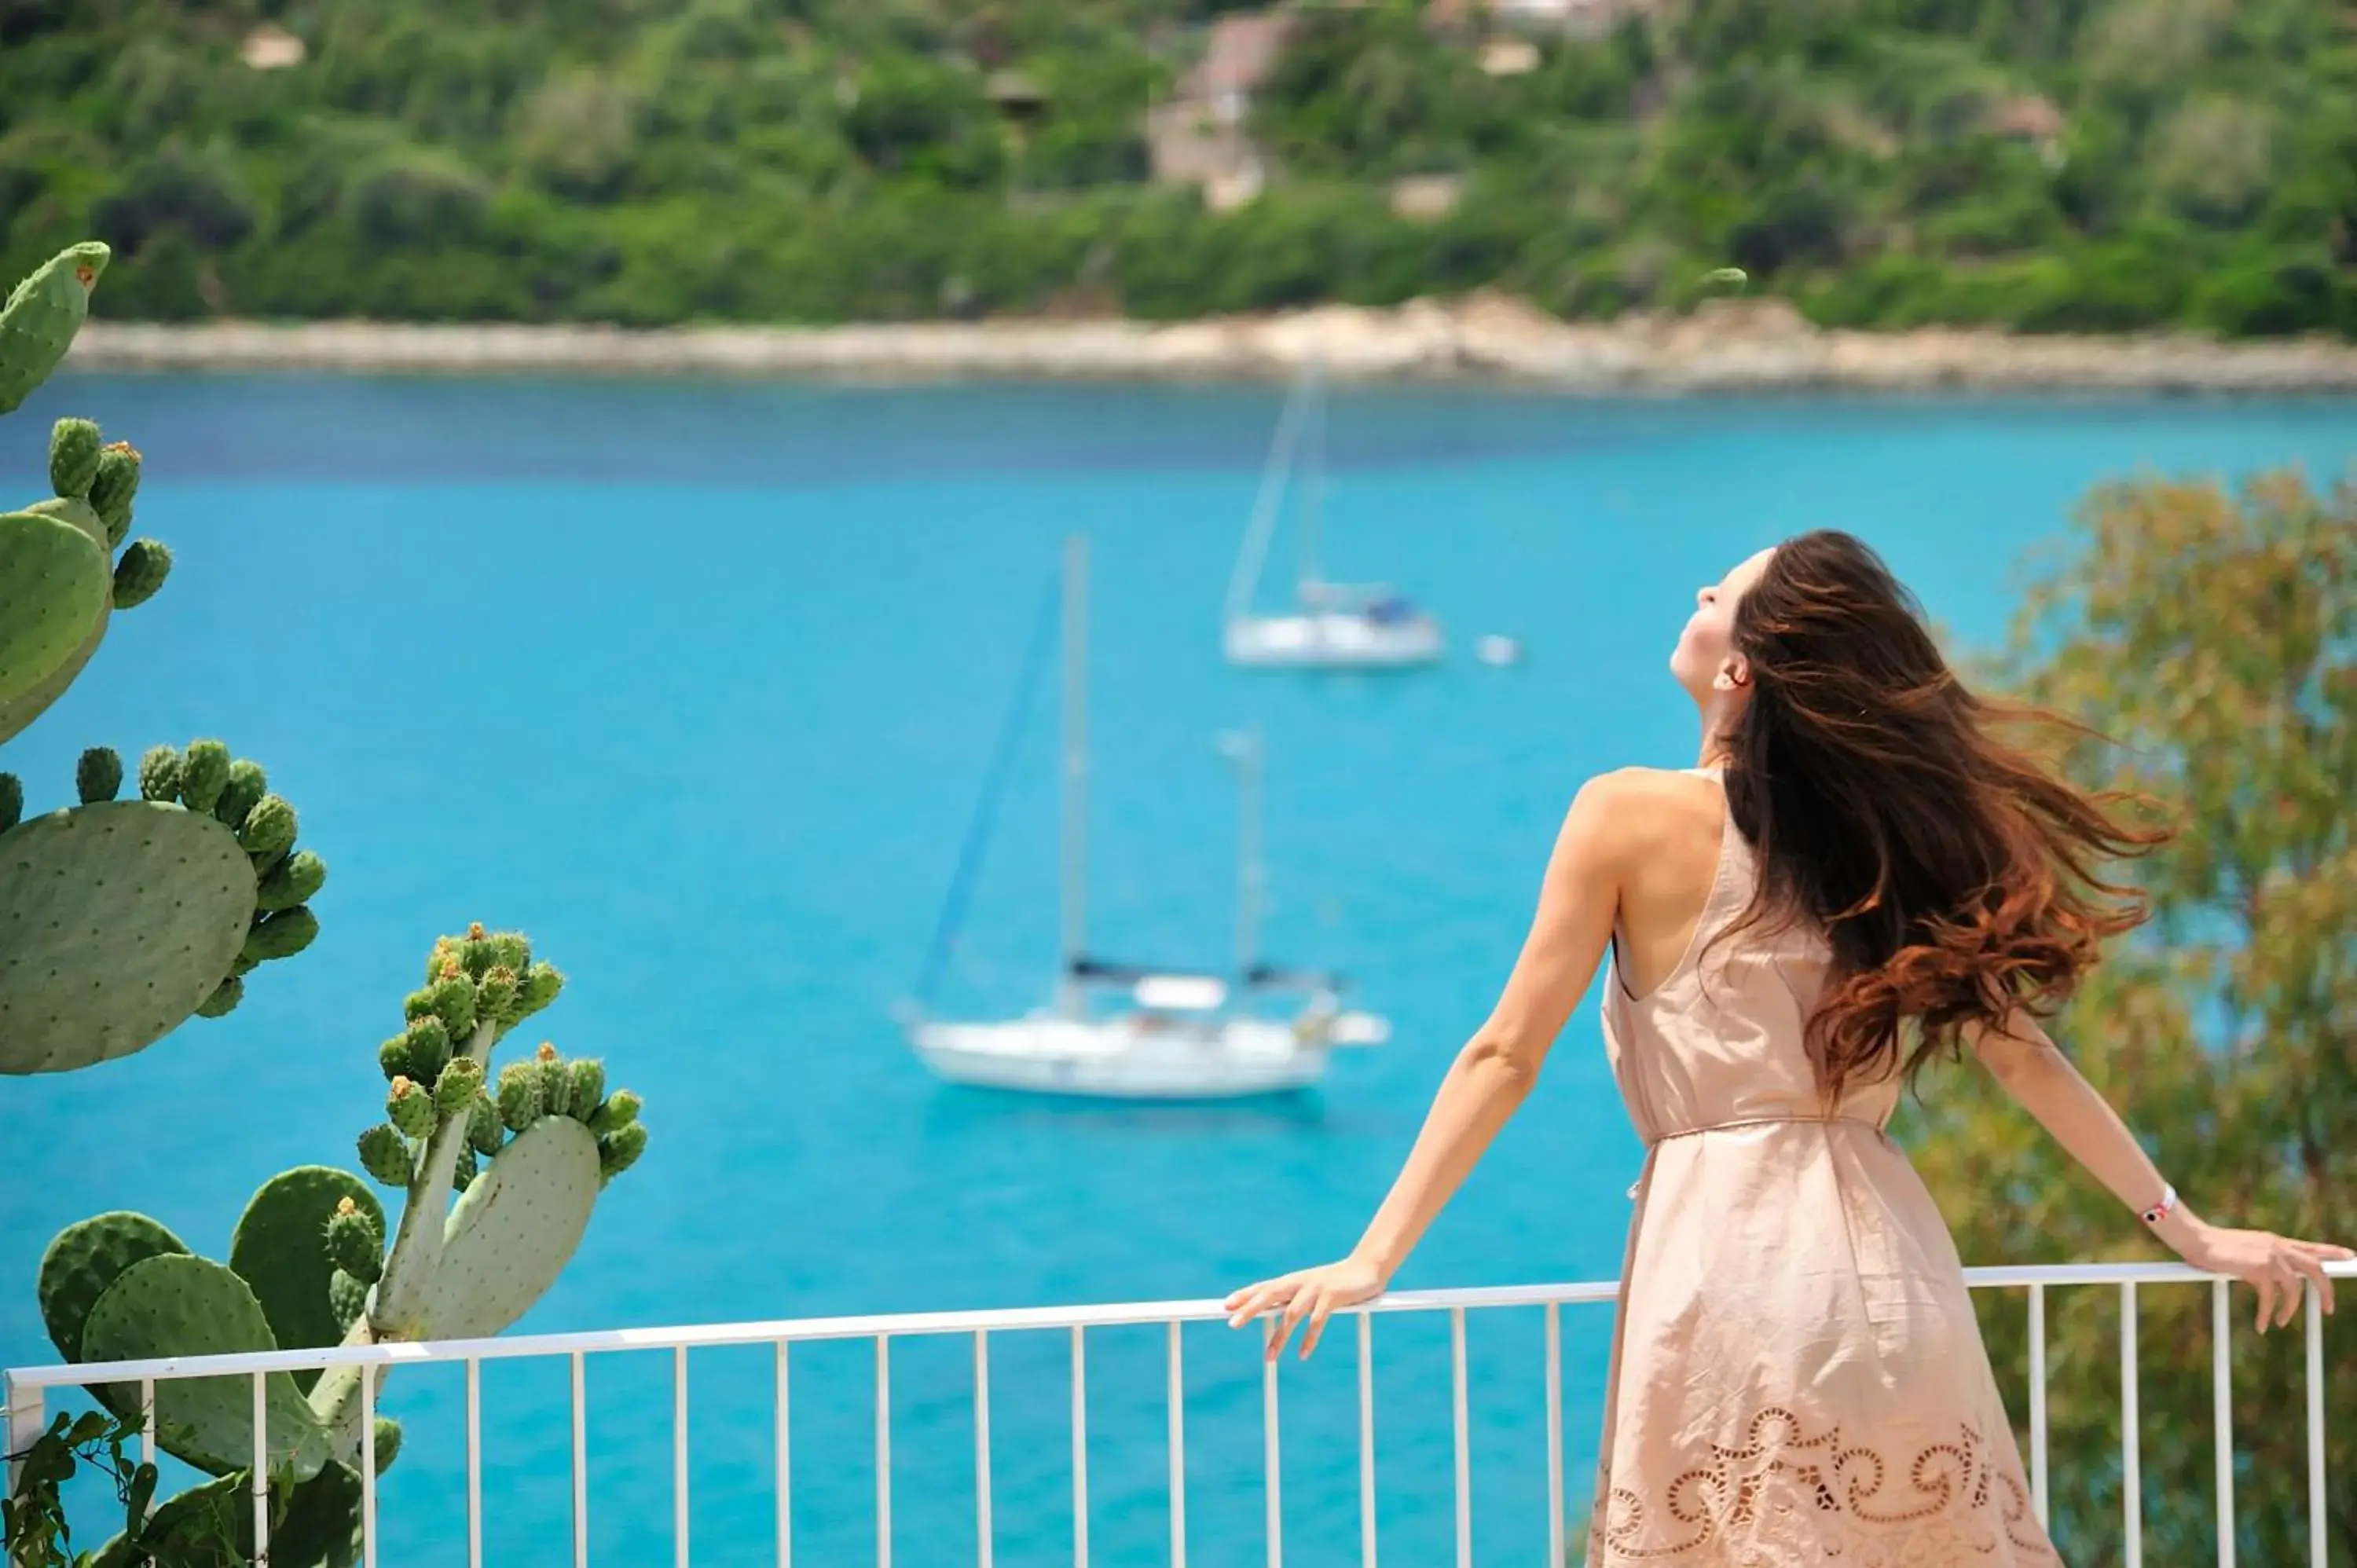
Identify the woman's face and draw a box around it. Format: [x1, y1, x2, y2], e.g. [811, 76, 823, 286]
[1671, 546, 1775, 704]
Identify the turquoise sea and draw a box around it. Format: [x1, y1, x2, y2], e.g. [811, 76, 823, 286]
[2, 376, 2352, 1566]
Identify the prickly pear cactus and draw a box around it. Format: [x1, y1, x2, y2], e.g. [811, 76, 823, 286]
[35, 925, 649, 1532]
[0, 743, 326, 1073]
[0, 241, 302, 1084]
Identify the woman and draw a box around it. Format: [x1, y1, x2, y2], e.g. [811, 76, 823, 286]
[1225, 531, 2349, 1563]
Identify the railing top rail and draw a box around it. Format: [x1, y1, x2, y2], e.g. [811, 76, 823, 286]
[8, 1259, 2348, 1391]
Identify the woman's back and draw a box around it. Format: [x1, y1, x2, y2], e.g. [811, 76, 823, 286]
[1589, 767, 2050, 1564]
[1602, 765, 1901, 1139]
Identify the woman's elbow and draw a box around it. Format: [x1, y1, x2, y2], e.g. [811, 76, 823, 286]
[1461, 1031, 1545, 1098]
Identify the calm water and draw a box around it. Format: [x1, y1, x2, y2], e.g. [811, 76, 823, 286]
[2, 376, 2351, 1566]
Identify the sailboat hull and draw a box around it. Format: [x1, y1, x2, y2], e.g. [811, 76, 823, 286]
[910, 1016, 1331, 1099]
[1225, 612, 1443, 669]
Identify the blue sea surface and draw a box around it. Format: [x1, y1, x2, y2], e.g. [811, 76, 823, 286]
[2, 376, 2351, 1566]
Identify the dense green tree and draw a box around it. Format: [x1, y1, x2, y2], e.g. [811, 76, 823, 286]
[1903, 468, 2357, 1566]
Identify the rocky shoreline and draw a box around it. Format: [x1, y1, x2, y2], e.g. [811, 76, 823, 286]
[61, 295, 2357, 394]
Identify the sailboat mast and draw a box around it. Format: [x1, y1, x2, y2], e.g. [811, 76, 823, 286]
[1224, 372, 1312, 625]
[1298, 359, 1326, 604]
[1057, 533, 1089, 1020]
[1234, 724, 1264, 976]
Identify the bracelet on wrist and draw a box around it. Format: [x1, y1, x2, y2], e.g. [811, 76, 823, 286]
[2140, 1183, 2179, 1228]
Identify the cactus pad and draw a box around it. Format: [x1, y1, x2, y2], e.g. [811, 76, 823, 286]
[0, 800, 256, 1074]
[90, 1462, 365, 1568]
[49, 417, 102, 499]
[38, 1211, 191, 1365]
[0, 241, 108, 415]
[421, 1115, 602, 1340]
[229, 1167, 385, 1394]
[0, 509, 109, 709]
[78, 1252, 335, 1481]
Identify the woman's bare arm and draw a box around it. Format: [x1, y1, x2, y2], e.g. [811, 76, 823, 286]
[1970, 1013, 2350, 1329]
[1223, 771, 1645, 1358]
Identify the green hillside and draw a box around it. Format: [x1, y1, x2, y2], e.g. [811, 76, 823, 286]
[2, 0, 2352, 332]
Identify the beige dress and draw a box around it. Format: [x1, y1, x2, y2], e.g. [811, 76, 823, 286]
[1589, 769, 2057, 1566]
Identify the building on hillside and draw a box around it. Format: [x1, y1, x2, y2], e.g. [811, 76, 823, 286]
[1431, 0, 1659, 37]
[1146, 10, 1293, 210]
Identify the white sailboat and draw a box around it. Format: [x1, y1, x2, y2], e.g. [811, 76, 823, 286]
[903, 536, 1387, 1101]
[1223, 363, 1442, 669]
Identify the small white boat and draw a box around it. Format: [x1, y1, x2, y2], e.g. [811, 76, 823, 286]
[1223, 363, 1442, 670]
[1475, 633, 1523, 667]
[904, 537, 1386, 1101]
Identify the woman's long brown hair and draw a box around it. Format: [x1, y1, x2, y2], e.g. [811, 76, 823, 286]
[1720, 530, 2165, 1103]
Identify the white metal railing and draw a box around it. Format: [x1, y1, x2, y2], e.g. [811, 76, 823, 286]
[5, 1259, 2348, 1568]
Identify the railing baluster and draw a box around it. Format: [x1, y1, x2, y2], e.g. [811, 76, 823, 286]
[673, 1345, 691, 1568]
[1450, 1306, 1471, 1568]
[1168, 1321, 1188, 1568]
[974, 1332, 993, 1568]
[571, 1350, 588, 1568]
[1357, 1311, 1376, 1568]
[467, 1357, 483, 1568]
[251, 1371, 269, 1560]
[2029, 1283, 2048, 1530]
[2212, 1279, 2234, 1568]
[2308, 1282, 2327, 1568]
[1263, 1348, 1281, 1568]
[1072, 1326, 1091, 1568]
[360, 1365, 378, 1568]
[774, 1341, 792, 1568]
[2121, 1280, 2142, 1568]
[1546, 1302, 1563, 1568]
[877, 1335, 893, 1568]
[139, 1379, 155, 1471]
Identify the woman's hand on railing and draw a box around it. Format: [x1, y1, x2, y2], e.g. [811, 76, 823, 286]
[1224, 1253, 1387, 1361]
[2173, 1222, 2354, 1332]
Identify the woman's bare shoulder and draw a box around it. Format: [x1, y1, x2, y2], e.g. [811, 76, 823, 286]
[1563, 767, 1725, 860]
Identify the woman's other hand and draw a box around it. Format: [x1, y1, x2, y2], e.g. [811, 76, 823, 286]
[2177, 1222, 2354, 1332]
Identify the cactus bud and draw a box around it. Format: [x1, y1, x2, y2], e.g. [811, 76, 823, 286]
[0, 773, 20, 834]
[324, 1197, 383, 1284]
[537, 1053, 572, 1119]
[75, 746, 121, 804]
[566, 1059, 605, 1119]
[401, 1015, 451, 1083]
[452, 1146, 478, 1192]
[425, 936, 460, 984]
[372, 1416, 401, 1475]
[214, 758, 266, 829]
[599, 1122, 648, 1181]
[377, 1035, 410, 1082]
[488, 932, 531, 974]
[475, 965, 519, 1026]
[137, 745, 183, 803]
[237, 793, 297, 858]
[328, 1269, 369, 1335]
[357, 1124, 411, 1187]
[193, 974, 243, 1018]
[111, 539, 170, 610]
[515, 962, 564, 1021]
[457, 933, 498, 979]
[496, 1061, 543, 1131]
[256, 847, 327, 912]
[240, 904, 319, 966]
[387, 1075, 433, 1138]
[588, 1088, 641, 1137]
[467, 1092, 503, 1156]
[467, 921, 487, 940]
[49, 417, 101, 498]
[89, 441, 141, 547]
[422, 974, 476, 1040]
[434, 1056, 484, 1115]
[179, 739, 231, 813]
